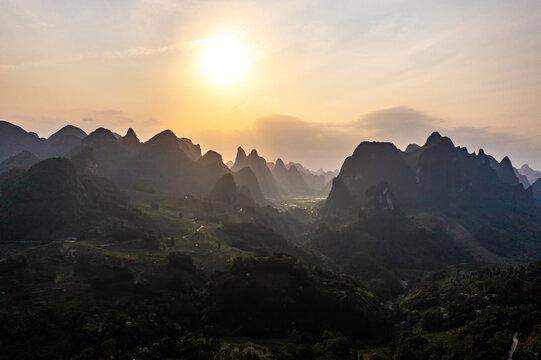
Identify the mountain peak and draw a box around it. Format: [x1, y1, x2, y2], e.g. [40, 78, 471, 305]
[120, 128, 140, 149]
[83, 128, 117, 143]
[236, 147, 247, 159]
[352, 141, 399, 157]
[49, 125, 87, 141]
[500, 156, 512, 167]
[275, 158, 285, 167]
[0, 120, 25, 133]
[233, 166, 266, 204]
[122, 128, 139, 142]
[496, 156, 519, 185]
[125, 128, 137, 138]
[208, 173, 252, 205]
[405, 144, 420, 152]
[0, 150, 40, 173]
[146, 129, 178, 147]
[155, 129, 176, 138]
[287, 164, 301, 175]
[248, 149, 259, 158]
[201, 150, 223, 163]
[424, 131, 454, 148]
[427, 131, 442, 142]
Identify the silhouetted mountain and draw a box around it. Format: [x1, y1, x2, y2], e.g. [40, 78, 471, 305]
[314, 167, 339, 178]
[120, 128, 140, 151]
[233, 146, 247, 164]
[405, 143, 420, 152]
[287, 163, 310, 192]
[328, 132, 535, 214]
[495, 156, 519, 185]
[326, 177, 356, 209]
[232, 167, 266, 205]
[273, 159, 290, 187]
[78, 128, 130, 182]
[47, 125, 86, 157]
[129, 130, 198, 192]
[286, 162, 337, 193]
[324, 132, 541, 271]
[0, 121, 48, 161]
[327, 141, 415, 209]
[485, 153, 520, 186]
[142, 130, 202, 161]
[197, 150, 230, 189]
[0, 151, 40, 174]
[519, 164, 541, 185]
[0, 158, 138, 241]
[232, 147, 280, 198]
[272, 158, 312, 196]
[207, 173, 253, 205]
[178, 137, 202, 161]
[514, 167, 530, 189]
[199, 150, 227, 168]
[41, 126, 229, 197]
[287, 162, 338, 179]
[225, 160, 234, 168]
[48, 125, 87, 142]
[83, 127, 117, 145]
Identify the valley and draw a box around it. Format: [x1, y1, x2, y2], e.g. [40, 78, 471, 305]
[1, 122, 541, 359]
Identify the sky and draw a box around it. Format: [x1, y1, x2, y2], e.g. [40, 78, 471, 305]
[1, 0, 541, 170]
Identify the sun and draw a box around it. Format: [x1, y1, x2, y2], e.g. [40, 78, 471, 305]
[201, 33, 251, 86]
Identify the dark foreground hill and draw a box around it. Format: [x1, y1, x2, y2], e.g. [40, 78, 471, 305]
[0, 247, 388, 359]
[0, 158, 142, 241]
[0, 150, 40, 173]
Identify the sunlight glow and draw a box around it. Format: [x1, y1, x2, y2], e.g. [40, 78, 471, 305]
[201, 33, 251, 86]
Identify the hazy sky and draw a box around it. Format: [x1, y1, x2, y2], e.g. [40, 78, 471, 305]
[1, 0, 541, 170]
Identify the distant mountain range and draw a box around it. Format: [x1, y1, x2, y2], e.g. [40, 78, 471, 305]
[0, 120, 336, 204]
[518, 164, 541, 185]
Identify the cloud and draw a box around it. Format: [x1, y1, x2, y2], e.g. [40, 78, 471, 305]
[82, 117, 96, 122]
[95, 109, 124, 117]
[247, 108, 445, 169]
[87, 109, 133, 125]
[251, 115, 362, 169]
[352, 106, 444, 145]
